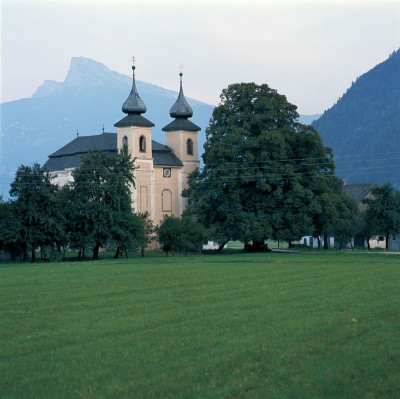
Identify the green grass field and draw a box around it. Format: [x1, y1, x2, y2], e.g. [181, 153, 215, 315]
[1, 251, 399, 398]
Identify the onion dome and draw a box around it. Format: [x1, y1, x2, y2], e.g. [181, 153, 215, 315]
[169, 72, 193, 118]
[122, 65, 147, 114]
[115, 63, 154, 128]
[162, 72, 200, 132]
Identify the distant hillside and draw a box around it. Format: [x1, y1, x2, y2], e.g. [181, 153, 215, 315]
[312, 50, 400, 188]
[0, 57, 214, 198]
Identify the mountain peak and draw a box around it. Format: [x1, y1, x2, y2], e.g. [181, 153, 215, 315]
[64, 57, 129, 88]
[69, 57, 111, 73]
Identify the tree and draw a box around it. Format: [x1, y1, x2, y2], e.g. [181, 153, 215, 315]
[0, 198, 24, 260]
[112, 212, 154, 258]
[183, 83, 337, 249]
[362, 183, 400, 250]
[180, 216, 210, 255]
[156, 215, 183, 256]
[332, 193, 359, 249]
[135, 212, 155, 257]
[9, 164, 59, 262]
[67, 149, 136, 260]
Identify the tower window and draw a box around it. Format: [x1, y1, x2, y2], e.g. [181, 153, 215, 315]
[139, 136, 146, 153]
[186, 138, 193, 155]
[122, 135, 128, 150]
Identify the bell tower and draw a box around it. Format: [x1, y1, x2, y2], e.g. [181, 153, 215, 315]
[114, 60, 155, 215]
[162, 71, 200, 213]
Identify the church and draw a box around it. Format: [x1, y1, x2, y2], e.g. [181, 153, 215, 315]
[44, 64, 200, 226]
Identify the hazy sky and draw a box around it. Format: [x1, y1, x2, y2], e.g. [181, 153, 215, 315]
[1, 0, 399, 114]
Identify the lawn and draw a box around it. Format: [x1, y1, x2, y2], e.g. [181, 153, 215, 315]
[1, 251, 399, 398]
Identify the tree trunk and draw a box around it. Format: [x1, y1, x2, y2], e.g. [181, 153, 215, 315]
[78, 250, 81, 260]
[141, 247, 145, 257]
[124, 248, 128, 258]
[386, 233, 389, 250]
[252, 240, 265, 252]
[114, 246, 120, 259]
[324, 233, 328, 249]
[93, 243, 100, 260]
[317, 237, 321, 249]
[367, 238, 370, 250]
[218, 240, 229, 253]
[349, 239, 354, 251]
[31, 249, 36, 263]
[288, 240, 292, 249]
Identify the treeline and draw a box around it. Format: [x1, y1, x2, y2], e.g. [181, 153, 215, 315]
[0, 150, 152, 261]
[2, 82, 400, 261]
[0, 150, 212, 262]
[1, 153, 399, 262]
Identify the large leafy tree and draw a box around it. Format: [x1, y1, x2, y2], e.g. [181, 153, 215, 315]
[67, 149, 136, 260]
[362, 183, 400, 250]
[184, 83, 339, 249]
[9, 164, 60, 261]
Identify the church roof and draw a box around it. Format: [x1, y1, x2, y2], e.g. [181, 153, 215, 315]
[169, 72, 193, 118]
[114, 64, 154, 127]
[114, 114, 155, 128]
[49, 132, 116, 157]
[162, 118, 201, 132]
[162, 72, 200, 132]
[122, 66, 146, 114]
[44, 132, 182, 172]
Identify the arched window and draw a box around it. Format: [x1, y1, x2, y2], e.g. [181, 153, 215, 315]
[186, 138, 193, 155]
[162, 189, 172, 212]
[122, 136, 128, 150]
[139, 135, 146, 153]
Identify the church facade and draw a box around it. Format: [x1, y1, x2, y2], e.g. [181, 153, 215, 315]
[44, 65, 200, 226]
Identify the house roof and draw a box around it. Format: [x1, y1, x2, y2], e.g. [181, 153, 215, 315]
[44, 132, 182, 172]
[343, 183, 378, 203]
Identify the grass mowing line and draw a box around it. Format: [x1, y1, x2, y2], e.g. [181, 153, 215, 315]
[1, 252, 399, 398]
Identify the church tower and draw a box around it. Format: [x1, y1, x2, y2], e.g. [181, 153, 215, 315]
[162, 72, 200, 213]
[115, 63, 155, 215]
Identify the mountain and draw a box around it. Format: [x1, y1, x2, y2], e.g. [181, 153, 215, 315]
[0, 57, 214, 199]
[312, 50, 400, 188]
